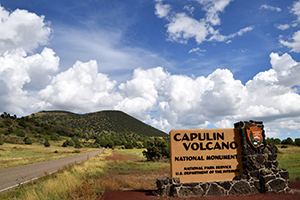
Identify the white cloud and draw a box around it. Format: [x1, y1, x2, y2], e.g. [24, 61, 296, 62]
[276, 24, 290, 30]
[280, 30, 300, 53]
[155, 0, 253, 45]
[264, 127, 281, 138]
[39, 60, 122, 113]
[1, 4, 300, 139]
[115, 67, 168, 120]
[260, 4, 281, 12]
[0, 5, 51, 54]
[183, 5, 195, 15]
[209, 26, 254, 42]
[279, 1, 300, 52]
[198, 0, 233, 26]
[155, 2, 171, 18]
[290, 0, 300, 21]
[166, 13, 208, 44]
[0, 48, 59, 115]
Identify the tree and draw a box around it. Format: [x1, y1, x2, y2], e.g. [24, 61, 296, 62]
[107, 140, 114, 148]
[143, 138, 170, 162]
[281, 137, 294, 145]
[24, 137, 33, 145]
[125, 141, 133, 149]
[295, 138, 300, 147]
[44, 139, 50, 147]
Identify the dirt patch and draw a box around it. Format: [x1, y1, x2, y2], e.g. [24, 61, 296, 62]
[102, 181, 300, 200]
[105, 150, 137, 162]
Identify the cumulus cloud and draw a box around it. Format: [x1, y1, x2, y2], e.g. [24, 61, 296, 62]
[0, 5, 51, 54]
[154, 0, 253, 45]
[0, 6, 57, 115]
[1, 4, 300, 138]
[39, 60, 122, 113]
[260, 4, 281, 12]
[0, 48, 59, 115]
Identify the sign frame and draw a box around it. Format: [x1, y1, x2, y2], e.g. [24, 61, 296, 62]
[169, 128, 242, 183]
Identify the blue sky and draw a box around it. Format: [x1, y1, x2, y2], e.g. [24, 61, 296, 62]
[1, 0, 300, 140]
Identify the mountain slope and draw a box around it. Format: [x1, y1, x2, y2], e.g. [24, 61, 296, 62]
[30, 110, 167, 137]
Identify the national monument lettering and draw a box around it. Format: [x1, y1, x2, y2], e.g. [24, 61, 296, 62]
[169, 128, 242, 183]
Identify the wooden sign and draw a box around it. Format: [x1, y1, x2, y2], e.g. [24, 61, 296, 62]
[169, 129, 242, 183]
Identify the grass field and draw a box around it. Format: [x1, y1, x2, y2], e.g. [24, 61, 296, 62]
[277, 145, 300, 181]
[0, 144, 299, 199]
[0, 142, 96, 169]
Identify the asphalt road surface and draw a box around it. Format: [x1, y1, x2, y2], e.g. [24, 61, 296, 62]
[0, 149, 103, 193]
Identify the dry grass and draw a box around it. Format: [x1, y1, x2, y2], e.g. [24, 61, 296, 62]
[0, 143, 95, 169]
[0, 149, 169, 200]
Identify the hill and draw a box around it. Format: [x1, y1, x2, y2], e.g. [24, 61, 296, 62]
[30, 110, 168, 138]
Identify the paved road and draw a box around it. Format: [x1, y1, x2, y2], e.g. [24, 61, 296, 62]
[0, 149, 103, 193]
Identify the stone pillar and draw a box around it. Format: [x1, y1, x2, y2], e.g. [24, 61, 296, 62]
[234, 120, 290, 193]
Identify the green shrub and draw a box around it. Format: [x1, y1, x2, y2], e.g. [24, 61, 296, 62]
[62, 140, 68, 147]
[24, 137, 33, 145]
[68, 139, 75, 146]
[281, 137, 294, 145]
[16, 130, 26, 137]
[125, 141, 133, 149]
[50, 133, 59, 141]
[281, 145, 288, 148]
[44, 139, 50, 147]
[295, 138, 300, 147]
[0, 137, 4, 145]
[143, 137, 170, 162]
[3, 118, 12, 126]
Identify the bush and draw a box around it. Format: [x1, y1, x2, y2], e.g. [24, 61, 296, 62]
[50, 133, 59, 141]
[281, 137, 294, 145]
[16, 130, 26, 137]
[3, 118, 12, 126]
[295, 138, 300, 147]
[142, 137, 170, 162]
[44, 139, 50, 147]
[125, 141, 133, 149]
[68, 139, 75, 146]
[0, 137, 4, 145]
[281, 145, 288, 148]
[24, 137, 33, 145]
[107, 140, 114, 148]
[62, 140, 68, 147]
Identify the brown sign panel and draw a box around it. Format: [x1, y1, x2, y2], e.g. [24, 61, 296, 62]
[246, 126, 262, 148]
[169, 128, 242, 183]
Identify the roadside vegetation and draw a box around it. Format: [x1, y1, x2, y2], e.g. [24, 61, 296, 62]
[0, 149, 170, 200]
[0, 143, 94, 169]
